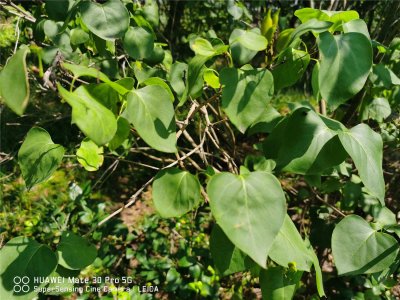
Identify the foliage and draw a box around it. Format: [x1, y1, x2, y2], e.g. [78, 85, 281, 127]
[1, 0, 400, 299]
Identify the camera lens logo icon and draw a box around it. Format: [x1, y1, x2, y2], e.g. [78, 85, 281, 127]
[13, 276, 30, 293]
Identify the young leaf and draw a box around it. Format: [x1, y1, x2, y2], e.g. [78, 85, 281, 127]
[57, 232, 97, 270]
[338, 124, 385, 204]
[18, 127, 65, 189]
[0, 237, 58, 299]
[269, 215, 313, 272]
[58, 84, 118, 146]
[210, 224, 247, 276]
[0, 45, 30, 115]
[207, 171, 286, 268]
[318, 31, 372, 109]
[76, 138, 104, 172]
[233, 30, 268, 51]
[288, 19, 333, 45]
[191, 37, 216, 56]
[220, 68, 274, 133]
[332, 215, 398, 275]
[152, 168, 201, 218]
[203, 69, 220, 89]
[229, 28, 259, 65]
[123, 85, 176, 153]
[79, 0, 129, 40]
[259, 267, 303, 300]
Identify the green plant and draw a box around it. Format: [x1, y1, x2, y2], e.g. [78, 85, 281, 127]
[1, 1, 400, 299]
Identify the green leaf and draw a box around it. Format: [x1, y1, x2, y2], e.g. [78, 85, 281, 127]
[168, 62, 187, 98]
[210, 224, 247, 276]
[229, 28, 258, 65]
[343, 19, 370, 39]
[141, 77, 174, 102]
[143, 0, 159, 28]
[361, 97, 391, 123]
[76, 138, 104, 172]
[61, 63, 129, 95]
[306, 241, 326, 297]
[123, 26, 154, 60]
[295, 8, 359, 30]
[263, 108, 347, 175]
[259, 267, 303, 300]
[276, 28, 295, 53]
[332, 215, 399, 275]
[220, 68, 274, 133]
[179, 55, 209, 106]
[45, 266, 80, 296]
[372, 206, 397, 229]
[247, 106, 282, 135]
[326, 10, 360, 30]
[294, 8, 330, 23]
[57, 232, 97, 270]
[338, 124, 385, 204]
[288, 19, 333, 45]
[269, 215, 313, 271]
[80, 0, 129, 40]
[232, 30, 268, 51]
[45, 0, 74, 21]
[207, 171, 286, 268]
[152, 168, 201, 218]
[108, 117, 131, 151]
[18, 127, 65, 189]
[0, 237, 58, 300]
[0, 45, 30, 115]
[272, 48, 310, 91]
[318, 31, 373, 109]
[70, 28, 90, 45]
[58, 84, 118, 146]
[370, 64, 400, 89]
[203, 69, 220, 89]
[123, 85, 176, 153]
[191, 38, 216, 56]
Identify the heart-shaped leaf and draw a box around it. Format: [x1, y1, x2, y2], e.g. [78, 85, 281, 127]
[263, 107, 347, 175]
[80, 0, 129, 40]
[123, 27, 154, 59]
[318, 31, 372, 109]
[220, 68, 274, 133]
[332, 215, 398, 275]
[58, 84, 117, 146]
[152, 168, 201, 218]
[207, 171, 286, 268]
[0, 237, 58, 300]
[123, 85, 176, 153]
[18, 127, 65, 189]
[57, 232, 97, 270]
